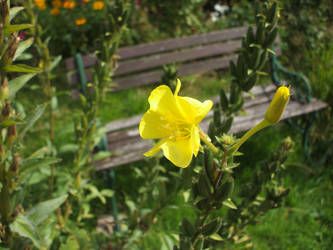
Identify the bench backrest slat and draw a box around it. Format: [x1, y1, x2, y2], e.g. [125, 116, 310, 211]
[113, 48, 281, 91]
[65, 26, 248, 71]
[117, 26, 248, 59]
[115, 40, 241, 76]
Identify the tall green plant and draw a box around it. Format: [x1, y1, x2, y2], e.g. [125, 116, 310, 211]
[49, 1, 131, 248]
[0, 1, 66, 248]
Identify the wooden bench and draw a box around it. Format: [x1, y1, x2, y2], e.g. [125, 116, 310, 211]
[65, 26, 327, 170]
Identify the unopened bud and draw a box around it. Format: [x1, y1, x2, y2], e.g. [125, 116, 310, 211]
[0, 23, 3, 42]
[10, 153, 20, 174]
[5, 33, 19, 64]
[74, 173, 81, 190]
[0, 144, 4, 160]
[264, 86, 290, 124]
[282, 136, 294, 151]
[6, 125, 17, 147]
[1, 100, 10, 120]
[0, 78, 8, 104]
[0, 0, 9, 25]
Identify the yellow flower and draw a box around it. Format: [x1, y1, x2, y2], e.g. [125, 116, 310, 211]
[75, 18, 87, 26]
[50, 8, 60, 16]
[231, 85, 290, 151]
[264, 85, 290, 124]
[139, 79, 213, 168]
[93, 1, 105, 10]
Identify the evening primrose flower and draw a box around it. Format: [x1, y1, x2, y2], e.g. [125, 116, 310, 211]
[139, 79, 213, 168]
[231, 85, 290, 151]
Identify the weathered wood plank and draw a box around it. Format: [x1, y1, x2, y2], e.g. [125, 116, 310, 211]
[117, 26, 248, 60]
[115, 41, 241, 76]
[67, 48, 239, 88]
[109, 48, 280, 91]
[112, 54, 237, 91]
[65, 27, 248, 71]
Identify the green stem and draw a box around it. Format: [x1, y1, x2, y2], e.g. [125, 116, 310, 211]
[199, 127, 219, 154]
[231, 119, 271, 152]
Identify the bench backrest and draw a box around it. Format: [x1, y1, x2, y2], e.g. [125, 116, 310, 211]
[66, 27, 257, 96]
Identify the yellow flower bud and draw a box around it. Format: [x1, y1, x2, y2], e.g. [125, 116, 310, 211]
[231, 86, 290, 152]
[264, 86, 290, 124]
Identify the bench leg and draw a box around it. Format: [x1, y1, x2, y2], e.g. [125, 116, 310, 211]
[109, 168, 119, 232]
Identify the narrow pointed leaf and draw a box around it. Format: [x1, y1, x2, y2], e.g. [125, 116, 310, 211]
[49, 55, 62, 71]
[8, 73, 36, 98]
[4, 64, 42, 73]
[223, 198, 237, 209]
[10, 7, 25, 21]
[14, 38, 34, 61]
[19, 157, 61, 181]
[10, 214, 44, 249]
[18, 104, 46, 140]
[4, 24, 33, 35]
[26, 195, 68, 226]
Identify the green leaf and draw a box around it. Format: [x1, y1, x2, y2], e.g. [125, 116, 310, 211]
[219, 89, 229, 112]
[4, 24, 33, 35]
[19, 157, 61, 181]
[10, 7, 25, 21]
[18, 104, 46, 141]
[8, 73, 36, 98]
[4, 64, 42, 73]
[10, 214, 44, 249]
[101, 189, 114, 198]
[26, 195, 68, 226]
[181, 218, 195, 237]
[209, 233, 224, 242]
[222, 198, 237, 209]
[14, 38, 34, 61]
[0, 117, 24, 128]
[49, 55, 62, 71]
[59, 236, 80, 250]
[266, 48, 276, 55]
[201, 218, 222, 236]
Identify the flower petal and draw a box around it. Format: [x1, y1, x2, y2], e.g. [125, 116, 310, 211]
[148, 85, 185, 122]
[139, 110, 171, 139]
[176, 96, 213, 124]
[191, 126, 200, 157]
[174, 78, 181, 96]
[161, 139, 193, 168]
[143, 138, 168, 157]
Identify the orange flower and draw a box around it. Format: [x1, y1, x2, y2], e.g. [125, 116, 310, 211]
[63, 1, 76, 9]
[75, 18, 87, 26]
[83, 0, 90, 2]
[52, 0, 62, 8]
[33, 0, 46, 10]
[93, 1, 104, 10]
[50, 8, 60, 16]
